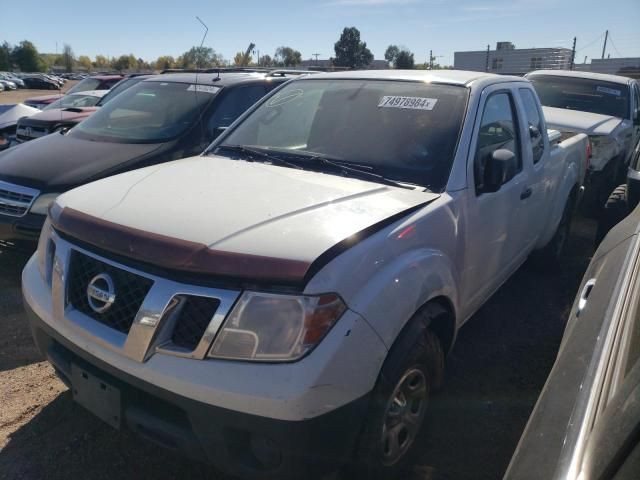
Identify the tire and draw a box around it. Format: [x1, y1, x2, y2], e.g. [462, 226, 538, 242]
[351, 303, 446, 479]
[531, 195, 574, 270]
[596, 184, 629, 246]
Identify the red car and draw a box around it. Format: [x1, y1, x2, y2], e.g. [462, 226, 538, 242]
[23, 75, 124, 110]
[16, 90, 109, 142]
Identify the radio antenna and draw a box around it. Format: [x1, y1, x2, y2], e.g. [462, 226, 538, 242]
[194, 16, 209, 152]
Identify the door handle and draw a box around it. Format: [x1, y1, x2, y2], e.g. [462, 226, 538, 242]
[520, 187, 532, 200]
[577, 279, 596, 317]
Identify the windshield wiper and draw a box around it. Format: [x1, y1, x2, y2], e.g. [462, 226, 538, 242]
[214, 144, 303, 170]
[287, 152, 415, 190]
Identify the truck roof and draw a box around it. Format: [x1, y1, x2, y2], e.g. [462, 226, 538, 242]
[144, 72, 282, 87]
[305, 69, 527, 88]
[527, 69, 636, 85]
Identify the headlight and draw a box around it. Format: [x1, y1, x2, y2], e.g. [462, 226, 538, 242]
[30, 193, 60, 215]
[209, 292, 347, 362]
[37, 216, 55, 285]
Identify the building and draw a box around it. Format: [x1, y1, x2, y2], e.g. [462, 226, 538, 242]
[454, 42, 573, 75]
[574, 57, 640, 79]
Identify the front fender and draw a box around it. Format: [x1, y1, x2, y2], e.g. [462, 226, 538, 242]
[344, 248, 459, 350]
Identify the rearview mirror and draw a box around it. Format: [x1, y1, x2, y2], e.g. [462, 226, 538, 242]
[483, 149, 517, 193]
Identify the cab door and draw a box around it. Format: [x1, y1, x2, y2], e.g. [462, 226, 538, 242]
[462, 84, 532, 309]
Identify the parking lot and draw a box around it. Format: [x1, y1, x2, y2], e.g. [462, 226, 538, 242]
[0, 80, 77, 104]
[0, 215, 596, 479]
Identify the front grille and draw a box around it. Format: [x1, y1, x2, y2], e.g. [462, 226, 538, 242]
[67, 251, 154, 334]
[171, 296, 221, 351]
[0, 181, 39, 217]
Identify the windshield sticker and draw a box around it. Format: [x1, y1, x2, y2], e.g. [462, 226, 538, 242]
[596, 86, 621, 97]
[187, 84, 221, 94]
[378, 96, 438, 110]
[268, 89, 304, 107]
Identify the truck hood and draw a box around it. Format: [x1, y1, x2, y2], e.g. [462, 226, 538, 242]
[27, 107, 98, 123]
[542, 106, 623, 136]
[53, 155, 438, 284]
[0, 132, 165, 191]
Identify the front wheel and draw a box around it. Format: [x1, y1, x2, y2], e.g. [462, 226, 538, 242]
[351, 304, 446, 478]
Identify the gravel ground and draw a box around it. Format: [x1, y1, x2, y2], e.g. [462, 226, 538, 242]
[0, 81, 78, 105]
[0, 217, 596, 480]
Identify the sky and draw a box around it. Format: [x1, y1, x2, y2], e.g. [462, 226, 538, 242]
[2, 0, 639, 66]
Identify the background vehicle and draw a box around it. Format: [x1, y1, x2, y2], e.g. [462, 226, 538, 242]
[526, 70, 640, 211]
[0, 103, 40, 147]
[15, 90, 109, 142]
[597, 139, 640, 243]
[65, 75, 123, 94]
[0, 72, 291, 252]
[506, 200, 640, 480]
[24, 93, 64, 110]
[0, 72, 26, 88]
[0, 79, 17, 91]
[22, 76, 59, 90]
[22, 70, 588, 479]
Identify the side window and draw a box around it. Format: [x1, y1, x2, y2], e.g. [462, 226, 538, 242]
[520, 88, 545, 164]
[208, 84, 267, 133]
[475, 92, 522, 191]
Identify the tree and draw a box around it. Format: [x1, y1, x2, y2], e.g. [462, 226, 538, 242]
[178, 46, 224, 69]
[112, 54, 137, 72]
[77, 55, 92, 71]
[11, 40, 44, 72]
[395, 50, 415, 69]
[234, 51, 253, 66]
[0, 42, 11, 71]
[333, 27, 373, 69]
[62, 44, 75, 73]
[274, 47, 301, 67]
[155, 55, 175, 71]
[384, 45, 400, 65]
[93, 54, 110, 69]
[258, 54, 273, 67]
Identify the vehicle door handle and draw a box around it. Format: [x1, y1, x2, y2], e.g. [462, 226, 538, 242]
[520, 187, 532, 200]
[577, 279, 596, 317]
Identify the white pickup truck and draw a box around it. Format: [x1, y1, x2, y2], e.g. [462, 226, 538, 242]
[526, 70, 640, 210]
[22, 70, 589, 479]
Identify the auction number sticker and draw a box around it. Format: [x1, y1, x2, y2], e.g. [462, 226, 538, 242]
[596, 86, 621, 97]
[378, 96, 438, 110]
[187, 84, 221, 94]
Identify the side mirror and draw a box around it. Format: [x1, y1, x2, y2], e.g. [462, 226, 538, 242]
[483, 149, 517, 193]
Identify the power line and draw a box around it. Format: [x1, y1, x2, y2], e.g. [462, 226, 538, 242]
[575, 32, 605, 53]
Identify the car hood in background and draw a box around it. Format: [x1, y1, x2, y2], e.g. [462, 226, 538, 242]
[53, 155, 438, 283]
[23, 107, 99, 124]
[0, 104, 40, 130]
[0, 132, 164, 191]
[24, 94, 63, 105]
[542, 106, 623, 136]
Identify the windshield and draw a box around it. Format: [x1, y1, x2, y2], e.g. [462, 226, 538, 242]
[67, 77, 103, 94]
[96, 77, 146, 106]
[44, 93, 103, 110]
[72, 81, 219, 143]
[529, 75, 630, 118]
[219, 79, 468, 191]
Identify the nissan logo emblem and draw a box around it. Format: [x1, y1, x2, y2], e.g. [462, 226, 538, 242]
[25, 127, 32, 137]
[87, 273, 116, 314]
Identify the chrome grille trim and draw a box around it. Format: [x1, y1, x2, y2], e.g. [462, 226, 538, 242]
[51, 235, 241, 362]
[0, 180, 40, 217]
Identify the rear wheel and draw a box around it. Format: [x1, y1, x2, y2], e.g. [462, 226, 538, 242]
[596, 184, 629, 246]
[531, 196, 574, 270]
[351, 304, 446, 478]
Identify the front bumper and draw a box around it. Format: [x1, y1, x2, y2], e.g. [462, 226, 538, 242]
[26, 303, 369, 479]
[0, 212, 45, 253]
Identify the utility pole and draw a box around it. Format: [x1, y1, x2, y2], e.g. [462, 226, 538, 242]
[429, 49, 433, 69]
[312, 53, 320, 66]
[601, 29, 609, 59]
[485, 44, 490, 72]
[570, 36, 576, 70]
